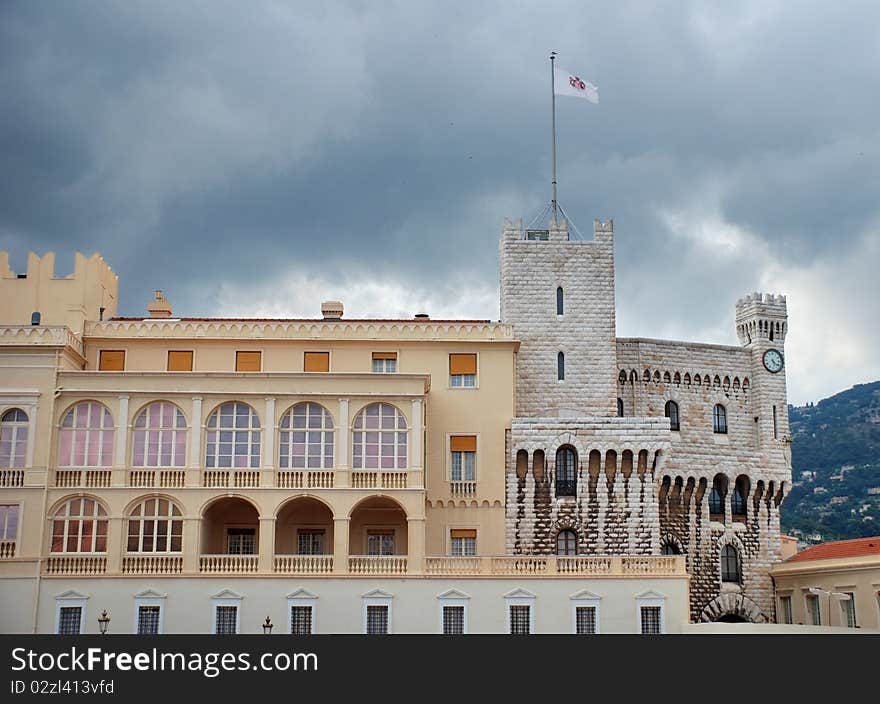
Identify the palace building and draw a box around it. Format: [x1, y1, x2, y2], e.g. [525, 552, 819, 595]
[0, 217, 791, 634]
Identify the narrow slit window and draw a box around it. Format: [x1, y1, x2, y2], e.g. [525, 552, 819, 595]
[556, 287, 564, 315]
[557, 351, 565, 381]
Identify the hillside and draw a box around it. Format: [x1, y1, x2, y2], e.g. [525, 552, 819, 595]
[782, 381, 880, 542]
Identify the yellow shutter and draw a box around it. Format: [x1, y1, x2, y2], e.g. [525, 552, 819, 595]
[167, 350, 193, 371]
[98, 350, 125, 371]
[304, 352, 330, 372]
[372, 352, 397, 360]
[449, 353, 477, 375]
[450, 529, 477, 539]
[450, 435, 477, 452]
[236, 351, 262, 372]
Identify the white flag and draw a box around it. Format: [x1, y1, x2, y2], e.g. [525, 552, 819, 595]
[554, 65, 599, 104]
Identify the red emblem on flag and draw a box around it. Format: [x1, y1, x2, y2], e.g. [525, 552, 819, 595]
[569, 75, 586, 91]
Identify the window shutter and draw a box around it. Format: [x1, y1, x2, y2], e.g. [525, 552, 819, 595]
[449, 353, 477, 375]
[450, 529, 477, 539]
[450, 435, 477, 452]
[304, 352, 330, 372]
[236, 351, 262, 372]
[98, 350, 125, 371]
[167, 350, 193, 371]
[372, 352, 397, 360]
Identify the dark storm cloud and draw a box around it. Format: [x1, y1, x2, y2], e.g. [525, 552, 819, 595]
[2, 1, 879, 402]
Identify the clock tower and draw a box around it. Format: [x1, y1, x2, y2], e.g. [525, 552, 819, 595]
[735, 292, 790, 453]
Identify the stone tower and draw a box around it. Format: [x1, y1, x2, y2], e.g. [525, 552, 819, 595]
[499, 218, 618, 417]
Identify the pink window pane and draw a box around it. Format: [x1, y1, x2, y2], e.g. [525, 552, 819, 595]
[132, 432, 145, 466]
[101, 429, 114, 465]
[174, 432, 186, 465]
[72, 431, 86, 466]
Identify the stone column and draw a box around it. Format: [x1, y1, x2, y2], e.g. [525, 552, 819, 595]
[106, 515, 125, 574]
[182, 517, 201, 574]
[113, 395, 129, 486]
[261, 397, 276, 487]
[25, 402, 37, 469]
[188, 397, 202, 488]
[333, 517, 350, 573]
[409, 399, 423, 488]
[258, 517, 275, 573]
[407, 517, 425, 575]
[336, 399, 350, 487]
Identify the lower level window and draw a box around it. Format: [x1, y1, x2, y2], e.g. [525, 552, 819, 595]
[298, 530, 325, 555]
[367, 531, 395, 556]
[779, 595, 792, 624]
[58, 606, 82, 635]
[509, 605, 531, 635]
[227, 528, 255, 555]
[450, 529, 476, 556]
[807, 595, 820, 625]
[841, 594, 856, 628]
[290, 606, 313, 635]
[137, 606, 161, 635]
[575, 606, 597, 634]
[450, 374, 476, 388]
[366, 605, 389, 635]
[215, 605, 238, 634]
[442, 605, 465, 635]
[640, 606, 662, 634]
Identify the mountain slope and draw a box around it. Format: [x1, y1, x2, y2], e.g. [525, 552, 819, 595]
[782, 381, 880, 542]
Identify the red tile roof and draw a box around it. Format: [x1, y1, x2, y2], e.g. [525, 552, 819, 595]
[787, 536, 880, 563]
[109, 317, 493, 324]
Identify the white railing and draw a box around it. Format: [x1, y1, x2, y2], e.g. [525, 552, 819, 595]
[491, 556, 549, 574]
[276, 471, 335, 489]
[199, 554, 259, 573]
[274, 555, 334, 574]
[351, 471, 407, 489]
[621, 555, 680, 575]
[54, 469, 111, 488]
[122, 554, 184, 574]
[0, 540, 16, 559]
[557, 556, 613, 574]
[425, 556, 482, 574]
[348, 556, 408, 575]
[202, 470, 260, 488]
[45, 555, 107, 575]
[0, 470, 24, 487]
[129, 469, 186, 488]
[450, 480, 477, 496]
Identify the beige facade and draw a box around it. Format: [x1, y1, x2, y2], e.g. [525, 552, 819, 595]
[0, 218, 791, 633]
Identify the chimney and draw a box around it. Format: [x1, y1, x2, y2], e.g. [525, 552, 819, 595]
[147, 290, 173, 319]
[321, 300, 344, 320]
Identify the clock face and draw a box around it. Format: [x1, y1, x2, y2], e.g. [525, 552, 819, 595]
[763, 348, 784, 373]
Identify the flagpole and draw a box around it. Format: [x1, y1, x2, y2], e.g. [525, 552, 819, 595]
[550, 51, 558, 224]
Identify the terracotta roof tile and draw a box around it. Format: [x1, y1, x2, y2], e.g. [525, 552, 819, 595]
[787, 536, 880, 563]
[108, 317, 493, 324]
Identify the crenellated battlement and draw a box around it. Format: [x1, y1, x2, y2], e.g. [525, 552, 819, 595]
[735, 291, 788, 346]
[0, 250, 118, 332]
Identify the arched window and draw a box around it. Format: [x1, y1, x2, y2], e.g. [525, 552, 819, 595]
[51, 497, 108, 553]
[556, 530, 577, 555]
[709, 475, 726, 517]
[665, 400, 680, 431]
[732, 476, 748, 518]
[713, 404, 728, 434]
[352, 403, 407, 470]
[557, 352, 565, 381]
[205, 402, 261, 468]
[57, 402, 115, 467]
[617, 398, 624, 417]
[0, 408, 28, 468]
[127, 497, 183, 552]
[555, 446, 577, 497]
[556, 287, 564, 315]
[720, 544, 741, 583]
[132, 402, 187, 467]
[279, 403, 334, 469]
[661, 541, 681, 555]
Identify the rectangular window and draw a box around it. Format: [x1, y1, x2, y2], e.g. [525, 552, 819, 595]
[842, 593, 856, 628]
[58, 606, 82, 635]
[576, 606, 597, 634]
[167, 350, 193, 371]
[367, 530, 395, 556]
[235, 351, 262, 372]
[450, 435, 476, 482]
[450, 529, 477, 556]
[640, 606, 662, 634]
[442, 605, 465, 635]
[98, 350, 125, 371]
[297, 530, 325, 555]
[372, 352, 397, 373]
[215, 605, 238, 635]
[509, 605, 531, 634]
[137, 606, 161, 635]
[304, 351, 330, 372]
[807, 595, 821, 626]
[290, 606, 313, 635]
[779, 595, 793, 624]
[227, 528, 256, 555]
[366, 605, 388, 635]
[449, 353, 477, 387]
[0, 504, 19, 541]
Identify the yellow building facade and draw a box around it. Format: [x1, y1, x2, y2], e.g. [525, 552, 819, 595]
[0, 244, 689, 634]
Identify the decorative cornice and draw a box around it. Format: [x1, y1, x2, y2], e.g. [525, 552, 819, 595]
[0, 325, 83, 356]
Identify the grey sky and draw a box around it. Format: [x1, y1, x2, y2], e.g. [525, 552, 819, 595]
[2, 1, 879, 404]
